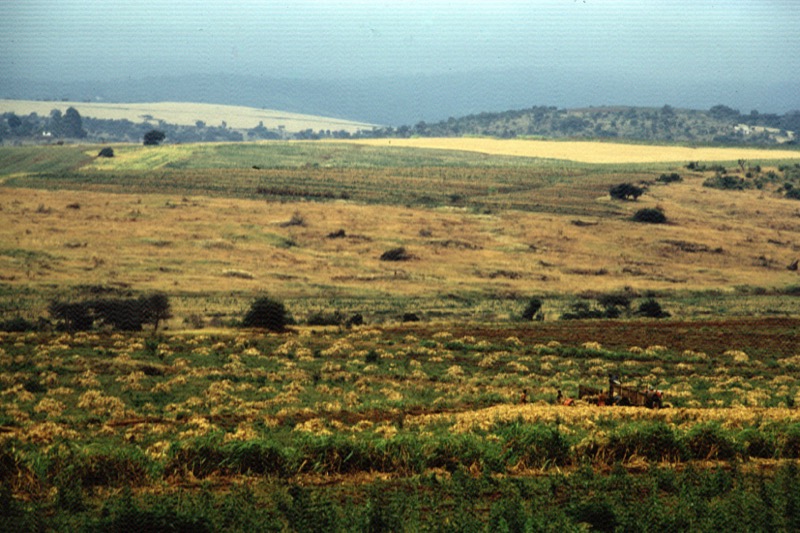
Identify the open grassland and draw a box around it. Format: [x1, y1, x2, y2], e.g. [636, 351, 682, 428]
[0, 99, 376, 133]
[2, 325, 800, 529]
[2, 139, 800, 530]
[1, 141, 800, 323]
[350, 137, 800, 164]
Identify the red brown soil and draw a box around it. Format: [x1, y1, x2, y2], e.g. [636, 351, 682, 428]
[397, 317, 800, 358]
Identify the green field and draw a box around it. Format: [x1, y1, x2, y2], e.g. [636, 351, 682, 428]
[2, 139, 800, 530]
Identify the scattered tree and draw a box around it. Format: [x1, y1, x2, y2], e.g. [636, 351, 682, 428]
[609, 183, 645, 201]
[142, 292, 172, 332]
[143, 129, 166, 146]
[521, 297, 544, 321]
[241, 296, 290, 332]
[62, 107, 87, 138]
[636, 298, 671, 318]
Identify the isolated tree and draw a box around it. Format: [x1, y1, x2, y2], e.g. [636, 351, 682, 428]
[48, 301, 93, 331]
[6, 113, 21, 129]
[98, 147, 115, 158]
[142, 292, 172, 332]
[609, 183, 645, 201]
[636, 298, 670, 318]
[143, 129, 166, 146]
[521, 297, 543, 321]
[62, 107, 87, 138]
[241, 296, 290, 332]
[48, 109, 63, 137]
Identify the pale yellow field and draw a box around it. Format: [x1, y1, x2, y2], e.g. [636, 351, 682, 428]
[0, 99, 376, 133]
[350, 137, 800, 164]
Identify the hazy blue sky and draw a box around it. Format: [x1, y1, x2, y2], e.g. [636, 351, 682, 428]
[2, 0, 799, 117]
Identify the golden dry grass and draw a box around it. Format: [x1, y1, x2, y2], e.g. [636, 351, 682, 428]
[3, 162, 799, 322]
[0, 99, 376, 133]
[349, 137, 800, 163]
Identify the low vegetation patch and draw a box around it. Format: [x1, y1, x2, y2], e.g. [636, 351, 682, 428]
[632, 207, 667, 224]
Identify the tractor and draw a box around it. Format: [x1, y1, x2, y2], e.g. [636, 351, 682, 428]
[577, 375, 663, 408]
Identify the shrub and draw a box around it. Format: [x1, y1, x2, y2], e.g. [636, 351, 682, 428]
[777, 424, 800, 458]
[683, 423, 740, 460]
[609, 182, 645, 201]
[0, 317, 38, 332]
[631, 207, 667, 224]
[306, 310, 346, 326]
[280, 211, 305, 227]
[496, 421, 571, 468]
[657, 172, 682, 183]
[739, 428, 776, 459]
[561, 301, 607, 320]
[703, 174, 749, 190]
[605, 422, 685, 462]
[241, 296, 290, 331]
[143, 129, 166, 146]
[380, 247, 412, 261]
[521, 297, 543, 321]
[48, 301, 93, 331]
[345, 313, 364, 327]
[636, 298, 670, 318]
[97, 147, 114, 158]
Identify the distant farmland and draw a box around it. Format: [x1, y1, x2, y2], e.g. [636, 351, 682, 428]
[0, 99, 377, 134]
[350, 137, 800, 164]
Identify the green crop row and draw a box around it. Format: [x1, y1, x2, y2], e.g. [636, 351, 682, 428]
[4, 454, 800, 532]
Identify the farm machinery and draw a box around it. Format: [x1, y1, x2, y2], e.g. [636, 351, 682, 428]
[575, 375, 663, 408]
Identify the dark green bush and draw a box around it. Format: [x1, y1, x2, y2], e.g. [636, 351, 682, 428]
[739, 428, 776, 459]
[380, 247, 412, 261]
[609, 182, 645, 200]
[703, 174, 749, 190]
[306, 310, 346, 326]
[521, 297, 543, 321]
[241, 296, 290, 331]
[0, 317, 38, 332]
[683, 423, 740, 460]
[636, 298, 670, 318]
[496, 421, 571, 468]
[606, 422, 685, 462]
[777, 424, 800, 458]
[657, 172, 683, 183]
[631, 207, 667, 224]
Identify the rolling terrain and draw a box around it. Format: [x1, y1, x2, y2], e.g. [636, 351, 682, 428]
[2, 138, 800, 530]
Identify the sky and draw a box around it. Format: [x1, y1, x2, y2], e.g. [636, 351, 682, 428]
[2, 0, 799, 116]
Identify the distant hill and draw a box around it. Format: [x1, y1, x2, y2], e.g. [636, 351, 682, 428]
[386, 105, 800, 146]
[3, 71, 799, 127]
[3, 98, 800, 148]
[0, 99, 375, 134]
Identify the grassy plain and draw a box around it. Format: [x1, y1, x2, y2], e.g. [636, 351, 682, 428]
[1, 141, 800, 323]
[2, 138, 800, 529]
